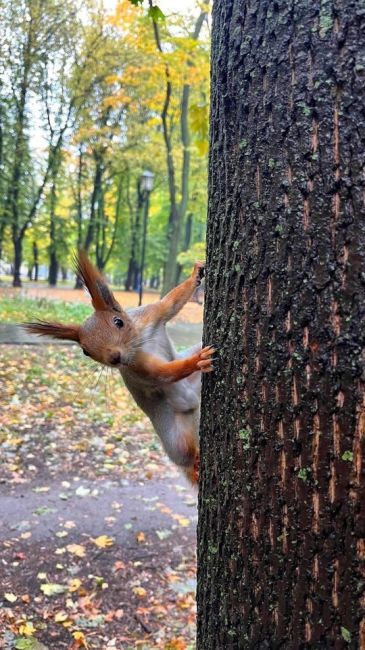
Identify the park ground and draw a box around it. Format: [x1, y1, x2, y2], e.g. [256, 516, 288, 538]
[0, 286, 202, 650]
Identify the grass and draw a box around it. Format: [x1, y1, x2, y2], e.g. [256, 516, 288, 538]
[0, 295, 92, 324]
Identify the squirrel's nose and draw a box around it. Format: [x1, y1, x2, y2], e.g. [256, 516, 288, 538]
[109, 352, 121, 366]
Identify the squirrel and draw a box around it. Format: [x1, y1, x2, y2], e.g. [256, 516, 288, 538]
[23, 251, 215, 484]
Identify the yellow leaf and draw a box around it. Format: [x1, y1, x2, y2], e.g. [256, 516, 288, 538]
[72, 630, 88, 647]
[92, 535, 114, 548]
[55, 611, 69, 623]
[66, 543, 85, 557]
[133, 586, 147, 598]
[136, 531, 146, 543]
[18, 621, 35, 636]
[4, 592, 17, 603]
[177, 517, 190, 527]
[68, 578, 82, 593]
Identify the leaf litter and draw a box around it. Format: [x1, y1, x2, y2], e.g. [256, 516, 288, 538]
[0, 345, 197, 649]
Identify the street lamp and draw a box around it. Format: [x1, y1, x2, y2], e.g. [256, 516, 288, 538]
[138, 170, 154, 306]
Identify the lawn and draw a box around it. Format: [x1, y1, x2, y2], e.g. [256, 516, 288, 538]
[0, 287, 203, 325]
[0, 345, 197, 650]
[0, 295, 92, 324]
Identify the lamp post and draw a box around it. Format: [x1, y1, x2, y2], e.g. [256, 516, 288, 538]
[138, 170, 154, 306]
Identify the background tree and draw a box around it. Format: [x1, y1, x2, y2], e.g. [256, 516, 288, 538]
[149, 2, 210, 294]
[0, 0, 79, 286]
[0, 0, 210, 290]
[198, 0, 365, 647]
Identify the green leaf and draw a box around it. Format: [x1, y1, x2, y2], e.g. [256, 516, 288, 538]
[148, 5, 165, 21]
[341, 627, 351, 643]
[40, 583, 67, 597]
[15, 640, 49, 650]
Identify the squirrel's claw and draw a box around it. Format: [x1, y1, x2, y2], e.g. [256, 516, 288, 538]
[196, 345, 216, 373]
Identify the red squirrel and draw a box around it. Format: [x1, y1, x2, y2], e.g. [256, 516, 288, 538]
[24, 251, 215, 484]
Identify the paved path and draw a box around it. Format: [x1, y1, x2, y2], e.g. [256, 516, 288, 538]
[0, 475, 197, 544]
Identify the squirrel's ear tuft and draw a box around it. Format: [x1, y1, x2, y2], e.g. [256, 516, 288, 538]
[23, 321, 80, 342]
[75, 250, 122, 313]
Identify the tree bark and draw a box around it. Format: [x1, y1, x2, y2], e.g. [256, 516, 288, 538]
[198, 1, 365, 648]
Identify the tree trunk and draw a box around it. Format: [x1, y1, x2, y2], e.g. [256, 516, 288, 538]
[197, 1, 365, 648]
[176, 212, 193, 285]
[84, 153, 103, 254]
[48, 171, 58, 287]
[33, 241, 39, 282]
[125, 178, 143, 292]
[48, 252, 58, 287]
[12, 236, 22, 287]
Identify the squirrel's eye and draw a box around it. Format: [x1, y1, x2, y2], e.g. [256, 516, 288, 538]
[113, 317, 124, 329]
[83, 349, 90, 357]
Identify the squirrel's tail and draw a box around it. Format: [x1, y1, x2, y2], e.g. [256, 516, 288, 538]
[182, 451, 199, 486]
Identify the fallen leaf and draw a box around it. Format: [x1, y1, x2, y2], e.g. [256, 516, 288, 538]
[72, 630, 88, 648]
[92, 535, 114, 548]
[66, 543, 86, 557]
[18, 621, 35, 636]
[114, 561, 125, 572]
[156, 529, 172, 540]
[75, 486, 90, 497]
[164, 639, 187, 650]
[133, 586, 147, 598]
[136, 531, 146, 543]
[68, 578, 82, 593]
[4, 592, 17, 603]
[20, 532, 32, 540]
[40, 583, 67, 597]
[14, 639, 49, 650]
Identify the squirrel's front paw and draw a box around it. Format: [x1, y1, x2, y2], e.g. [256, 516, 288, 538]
[192, 261, 205, 286]
[196, 345, 216, 373]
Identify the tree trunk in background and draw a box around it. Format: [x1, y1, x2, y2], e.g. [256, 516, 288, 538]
[151, 5, 209, 296]
[125, 178, 143, 291]
[48, 169, 58, 287]
[176, 212, 193, 284]
[198, 1, 365, 648]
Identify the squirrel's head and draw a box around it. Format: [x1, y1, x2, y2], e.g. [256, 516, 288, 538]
[23, 251, 138, 368]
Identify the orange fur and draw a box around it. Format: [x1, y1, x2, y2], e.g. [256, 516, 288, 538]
[23, 321, 80, 341]
[132, 346, 214, 383]
[76, 250, 122, 312]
